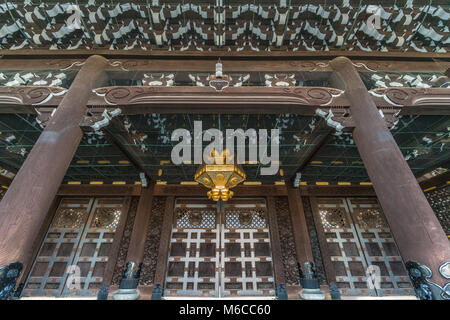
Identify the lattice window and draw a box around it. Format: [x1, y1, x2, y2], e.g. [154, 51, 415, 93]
[355, 208, 388, 229]
[225, 209, 266, 229]
[319, 208, 348, 229]
[176, 208, 216, 229]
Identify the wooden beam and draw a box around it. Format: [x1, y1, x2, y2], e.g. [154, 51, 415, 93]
[153, 184, 288, 196]
[2, 85, 448, 116]
[419, 172, 450, 190]
[55, 183, 380, 197]
[299, 185, 376, 196]
[0, 49, 449, 60]
[292, 128, 333, 178]
[0, 175, 12, 186]
[100, 118, 152, 178]
[0, 58, 447, 73]
[57, 184, 141, 196]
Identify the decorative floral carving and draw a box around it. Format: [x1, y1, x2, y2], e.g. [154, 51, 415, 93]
[111, 197, 139, 285]
[302, 197, 327, 285]
[90, 208, 121, 230]
[425, 185, 450, 236]
[274, 196, 300, 285]
[51, 208, 88, 229]
[370, 87, 450, 107]
[0, 86, 66, 106]
[319, 208, 348, 229]
[356, 208, 388, 229]
[140, 197, 166, 285]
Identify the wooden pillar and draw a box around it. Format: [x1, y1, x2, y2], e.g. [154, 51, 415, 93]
[153, 196, 175, 287]
[0, 55, 108, 284]
[126, 184, 155, 265]
[287, 186, 314, 265]
[266, 196, 286, 286]
[330, 57, 450, 293]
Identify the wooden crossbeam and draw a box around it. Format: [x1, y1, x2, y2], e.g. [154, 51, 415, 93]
[0, 86, 449, 115]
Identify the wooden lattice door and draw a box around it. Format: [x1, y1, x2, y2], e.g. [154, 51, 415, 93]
[23, 197, 126, 297]
[221, 199, 275, 297]
[164, 198, 276, 298]
[346, 198, 414, 296]
[164, 199, 220, 297]
[313, 197, 414, 297]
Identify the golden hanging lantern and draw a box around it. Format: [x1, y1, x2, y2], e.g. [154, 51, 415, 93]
[194, 149, 246, 201]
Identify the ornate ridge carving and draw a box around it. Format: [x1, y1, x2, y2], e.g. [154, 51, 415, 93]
[0, 86, 66, 105]
[92, 86, 347, 107]
[140, 196, 166, 285]
[370, 87, 450, 107]
[111, 196, 139, 286]
[0, 86, 447, 112]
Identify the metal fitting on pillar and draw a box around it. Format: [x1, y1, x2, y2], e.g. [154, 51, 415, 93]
[277, 283, 288, 300]
[151, 283, 163, 300]
[298, 261, 326, 300]
[0, 262, 23, 300]
[406, 261, 450, 300]
[113, 261, 142, 300]
[329, 282, 341, 300]
[97, 283, 109, 300]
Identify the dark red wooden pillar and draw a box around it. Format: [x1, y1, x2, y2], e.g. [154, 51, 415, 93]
[0, 55, 108, 296]
[330, 57, 450, 297]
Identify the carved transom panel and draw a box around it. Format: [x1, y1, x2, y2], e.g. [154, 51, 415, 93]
[225, 209, 266, 229]
[319, 208, 348, 229]
[51, 208, 88, 229]
[355, 208, 388, 229]
[90, 208, 121, 230]
[175, 208, 216, 229]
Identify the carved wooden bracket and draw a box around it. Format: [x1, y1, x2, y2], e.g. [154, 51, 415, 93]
[317, 106, 400, 132]
[79, 108, 122, 132]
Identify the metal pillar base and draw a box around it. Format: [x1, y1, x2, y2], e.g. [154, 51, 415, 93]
[0, 262, 22, 300]
[299, 288, 326, 300]
[113, 261, 142, 300]
[113, 288, 140, 300]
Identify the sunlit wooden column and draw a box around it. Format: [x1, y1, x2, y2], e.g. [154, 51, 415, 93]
[330, 56, 450, 297]
[0, 55, 108, 297]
